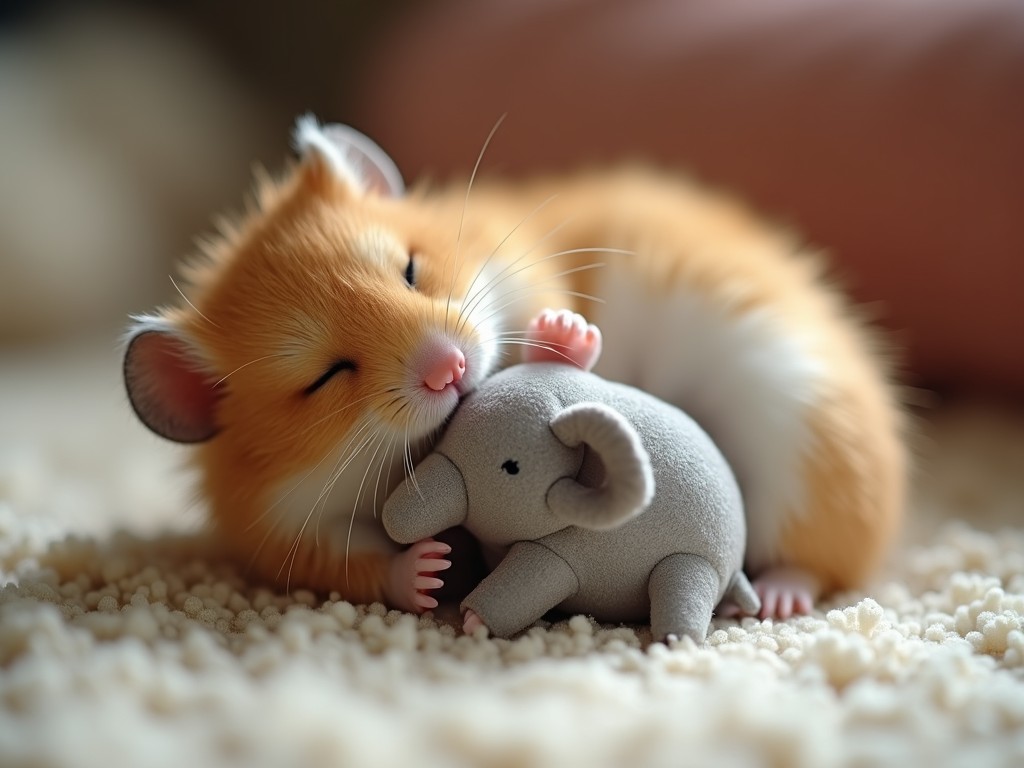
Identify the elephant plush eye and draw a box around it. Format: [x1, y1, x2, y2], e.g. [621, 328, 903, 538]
[500, 460, 520, 475]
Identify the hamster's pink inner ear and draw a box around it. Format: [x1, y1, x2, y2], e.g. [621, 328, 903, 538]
[124, 330, 220, 443]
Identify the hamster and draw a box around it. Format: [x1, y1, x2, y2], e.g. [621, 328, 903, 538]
[123, 117, 905, 619]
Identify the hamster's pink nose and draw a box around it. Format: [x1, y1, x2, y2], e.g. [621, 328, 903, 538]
[423, 347, 466, 391]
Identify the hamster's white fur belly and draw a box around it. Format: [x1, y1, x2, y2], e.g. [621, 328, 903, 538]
[590, 263, 825, 571]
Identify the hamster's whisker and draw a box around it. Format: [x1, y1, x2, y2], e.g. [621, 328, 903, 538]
[472, 288, 606, 331]
[487, 329, 542, 337]
[486, 248, 620, 296]
[403, 418, 425, 501]
[543, 262, 609, 279]
[243, 417, 371, 535]
[401, 431, 413, 496]
[447, 114, 506, 335]
[343, 428, 391, 589]
[355, 429, 391, 518]
[480, 335, 573, 350]
[170, 275, 221, 328]
[455, 216, 576, 336]
[470, 262, 607, 323]
[214, 354, 289, 387]
[247, 417, 369, 541]
[459, 250, 616, 333]
[300, 391, 388, 435]
[282, 430, 382, 593]
[298, 419, 376, 556]
[382, 395, 409, 421]
[481, 330, 576, 344]
[247, 516, 284, 579]
[314, 420, 383, 538]
[280, 418, 380, 591]
[492, 340, 579, 365]
[455, 194, 560, 334]
[372, 431, 400, 520]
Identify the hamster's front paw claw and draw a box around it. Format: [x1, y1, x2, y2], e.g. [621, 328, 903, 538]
[525, 308, 602, 371]
[413, 592, 439, 610]
[387, 538, 452, 614]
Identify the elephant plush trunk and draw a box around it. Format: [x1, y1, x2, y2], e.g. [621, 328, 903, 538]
[382, 452, 469, 543]
[547, 403, 655, 530]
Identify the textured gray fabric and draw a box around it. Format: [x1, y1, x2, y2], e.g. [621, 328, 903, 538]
[462, 541, 579, 639]
[382, 452, 469, 543]
[383, 363, 758, 642]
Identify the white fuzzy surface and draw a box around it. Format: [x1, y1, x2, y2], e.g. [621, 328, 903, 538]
[2, 340, 1023, 768]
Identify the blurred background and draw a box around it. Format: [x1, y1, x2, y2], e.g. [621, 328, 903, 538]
[0, 0, 1021, 393]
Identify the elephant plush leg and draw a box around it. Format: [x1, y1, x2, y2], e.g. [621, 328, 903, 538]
[461, 541, 579, 638]
[648, 554, 720, 643]
[724, 571, 762, 617]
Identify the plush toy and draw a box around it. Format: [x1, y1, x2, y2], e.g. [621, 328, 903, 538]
[382, 316, 761, 642]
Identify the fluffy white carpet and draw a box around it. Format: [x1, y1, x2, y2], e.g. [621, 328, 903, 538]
[1, 339, 1023, 768]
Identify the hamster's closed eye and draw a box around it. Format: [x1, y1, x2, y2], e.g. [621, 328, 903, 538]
[404, 253, 417, 289]
[303, 359, 358, 396]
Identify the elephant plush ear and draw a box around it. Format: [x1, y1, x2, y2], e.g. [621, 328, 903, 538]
[122, 316, 220, 444]
[293, 115, 405, 197]
[547, 403, 655, 530]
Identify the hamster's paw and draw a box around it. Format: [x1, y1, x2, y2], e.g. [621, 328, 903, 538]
[753, 566, 820, 620]
[462, 609, 489, 637]
[386, 539, 452, 613]
[525, 308, 602, 371]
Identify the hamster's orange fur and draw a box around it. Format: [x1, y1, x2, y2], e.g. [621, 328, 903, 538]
[128, 128, 905, 615]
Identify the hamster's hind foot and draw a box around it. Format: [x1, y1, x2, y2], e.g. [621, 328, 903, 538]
[753, 566, 820, 619]
[716, 566, 820, 620]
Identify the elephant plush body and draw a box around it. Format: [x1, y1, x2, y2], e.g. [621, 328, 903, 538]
[383, 362, 759, 642]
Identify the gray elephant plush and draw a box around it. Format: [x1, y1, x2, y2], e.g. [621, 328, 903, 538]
[383, 362, 760, 643]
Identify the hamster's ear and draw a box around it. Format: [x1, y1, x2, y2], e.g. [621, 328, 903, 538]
[122, 316, 220, 443]
[292, 114, 404, 197]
